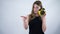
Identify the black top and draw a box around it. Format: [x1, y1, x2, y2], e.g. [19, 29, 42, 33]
[29, 16, 44, 34]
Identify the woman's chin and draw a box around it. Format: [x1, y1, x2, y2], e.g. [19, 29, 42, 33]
[34, 12, 38, 14]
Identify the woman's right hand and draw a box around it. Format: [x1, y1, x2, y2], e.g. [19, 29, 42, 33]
[21, 16, 27, 22]
[21, 16, 28, 30]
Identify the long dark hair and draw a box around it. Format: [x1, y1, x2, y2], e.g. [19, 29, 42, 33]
[29, 1, 45, 22]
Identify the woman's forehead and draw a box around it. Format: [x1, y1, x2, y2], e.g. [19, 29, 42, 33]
[34, 4, 39, 7]
[34, 4, 40, 8]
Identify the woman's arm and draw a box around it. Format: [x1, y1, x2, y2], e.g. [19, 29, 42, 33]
[21, 15, 29, 30]
[42, 14, 46, 32]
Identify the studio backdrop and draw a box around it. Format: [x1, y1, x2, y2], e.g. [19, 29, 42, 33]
[0, 0, 60, 34]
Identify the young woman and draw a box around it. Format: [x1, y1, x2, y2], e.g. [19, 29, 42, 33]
[21, 0, 46, 34]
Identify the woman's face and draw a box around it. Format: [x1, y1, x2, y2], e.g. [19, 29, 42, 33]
[33, 4, 41, 14]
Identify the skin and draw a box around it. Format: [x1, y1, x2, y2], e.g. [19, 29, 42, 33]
[21, 4, 46, 32]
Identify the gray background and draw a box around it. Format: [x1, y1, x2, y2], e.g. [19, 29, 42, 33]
[0, 0, 60, 34]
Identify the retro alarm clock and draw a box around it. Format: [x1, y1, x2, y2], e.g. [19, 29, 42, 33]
[38, 8, 46, 16]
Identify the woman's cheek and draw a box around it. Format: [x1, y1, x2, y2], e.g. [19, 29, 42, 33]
[33, 9, 39, 13]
